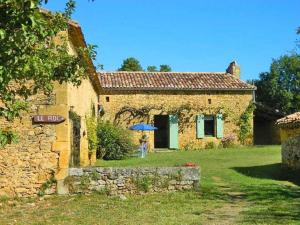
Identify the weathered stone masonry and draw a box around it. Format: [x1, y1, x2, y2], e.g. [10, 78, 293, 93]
[0, 20, 100, 197]
[99, 90, 254, 149]
[0, 94, 59, 197]
[98, 67, 255, 150]
[67, 167, 200, 195]
[281, 135, 300, 170]
[277, 112, 300, 170]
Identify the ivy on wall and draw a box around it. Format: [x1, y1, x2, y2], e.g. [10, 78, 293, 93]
[114, 103, 231, 133]
[86, 116, 98, 153]
[86, 103, 98, 153]
[238, 102, 255, 145]
[0, 128, 19, 148]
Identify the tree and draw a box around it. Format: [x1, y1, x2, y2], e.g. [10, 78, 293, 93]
[255, 54, 300, 115]
[147, 66, 158, 72]
[159, 64, 172, 72]
[118, 57, 143, 71]
[0, 0, 96, 147]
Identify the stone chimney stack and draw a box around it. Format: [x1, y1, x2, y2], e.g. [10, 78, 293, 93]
[226, 61, 240, 79]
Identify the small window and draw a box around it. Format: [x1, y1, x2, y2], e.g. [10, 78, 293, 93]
[106, 96, 110, 102]
[204, 116, 215, 137]
[208, 99, 212, 104]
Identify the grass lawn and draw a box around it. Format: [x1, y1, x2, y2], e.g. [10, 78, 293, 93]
[1, 146, 300, 225]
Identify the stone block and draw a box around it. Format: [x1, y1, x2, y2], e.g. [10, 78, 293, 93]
[69, 168, 84, 176]
[57, 180, 69, 195]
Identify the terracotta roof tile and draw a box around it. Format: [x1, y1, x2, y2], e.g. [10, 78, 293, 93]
[276, 112, 300, 128]
[98, 72, 255, 91]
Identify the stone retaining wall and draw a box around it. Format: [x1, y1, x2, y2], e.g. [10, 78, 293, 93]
[66, 167, 200, 195]
[282, 135, 300, 170]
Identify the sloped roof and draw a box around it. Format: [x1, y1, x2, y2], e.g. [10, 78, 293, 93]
[276, 112, 300, 128]
[98, 72, 255, 91]
[40, 8, 101, 92]
[68, 21, 101, 92]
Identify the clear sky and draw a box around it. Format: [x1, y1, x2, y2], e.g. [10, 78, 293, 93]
[43, 0, 300, 80]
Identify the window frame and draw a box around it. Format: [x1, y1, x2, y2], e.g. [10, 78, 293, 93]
[204, 115, 216, 137]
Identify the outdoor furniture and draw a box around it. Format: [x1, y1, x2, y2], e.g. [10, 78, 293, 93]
[129, 123, 157, 158]
[139, 135, 149, 158]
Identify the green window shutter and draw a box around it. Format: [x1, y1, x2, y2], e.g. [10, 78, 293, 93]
[216, 113, 223, 139]
[169, 115, 179, 149]
[196, 115, 204, 139]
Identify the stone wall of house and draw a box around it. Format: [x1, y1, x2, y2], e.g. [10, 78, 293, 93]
[66, 167, 200, 195]
[282, 135, 300, 170]
[99, 90, 253, 149]
[67, 78, 99, 167]
[279, 127, 300, 143]
[0, 29, 100, 197]
[0, 93, 59, 197]
[0, 77, 99, 197]
[67, 37, 99, 168]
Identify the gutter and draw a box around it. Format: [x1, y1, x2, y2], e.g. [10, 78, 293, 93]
[100, 87, 256, 92]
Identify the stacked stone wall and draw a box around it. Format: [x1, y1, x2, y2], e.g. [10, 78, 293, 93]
[67, 167, 200, 195]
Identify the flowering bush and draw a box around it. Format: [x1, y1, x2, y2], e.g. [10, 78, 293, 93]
[221, 134, 236, 148]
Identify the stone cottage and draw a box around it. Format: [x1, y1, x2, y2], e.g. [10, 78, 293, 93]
[0, 20, 100, 197]
[98, 61, 256, 150]
[276, 112, 300, 170]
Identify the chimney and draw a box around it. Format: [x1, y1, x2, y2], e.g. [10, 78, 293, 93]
[226, 61, 240, 79]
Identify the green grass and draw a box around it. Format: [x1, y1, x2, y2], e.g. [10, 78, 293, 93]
[1, 146, 300, 225]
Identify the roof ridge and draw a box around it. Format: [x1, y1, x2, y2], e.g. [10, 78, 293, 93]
[98, 70, 256, 91]
[98, 71, 227, 74]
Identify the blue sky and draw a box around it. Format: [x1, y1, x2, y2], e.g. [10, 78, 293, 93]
[43, 0, 300, 80]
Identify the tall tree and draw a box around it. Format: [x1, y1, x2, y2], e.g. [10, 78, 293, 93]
[255, 54, 300, 114]
[0, 0, 96, 147]
[118, 57, 143, 71]
[147, 65, 158, 72]
[159, 64, 172, 72]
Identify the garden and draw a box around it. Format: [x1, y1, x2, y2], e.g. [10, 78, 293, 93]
[1, 145, 300, 225]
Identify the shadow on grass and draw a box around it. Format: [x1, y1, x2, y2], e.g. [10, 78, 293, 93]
[232, 163, 300, 186]
[239, 184, 300, 223]
[232, 163, 300, 223]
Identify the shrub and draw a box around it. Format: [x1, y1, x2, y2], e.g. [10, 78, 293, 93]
[182, 142, 199, 151]
[221, 134, 236, 148]
[86, 116, 98, 153]
[205, 141, 217, 149]
[97, 120, 135, 160]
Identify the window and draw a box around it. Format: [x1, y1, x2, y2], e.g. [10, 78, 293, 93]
[106, 96, 110, 102]
[204, 116, 215, 136]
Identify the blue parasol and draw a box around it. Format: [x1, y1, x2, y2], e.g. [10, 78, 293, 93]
[129, 123, 158, 131]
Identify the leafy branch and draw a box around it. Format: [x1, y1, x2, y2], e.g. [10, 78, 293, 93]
[0, 0, 97, 148]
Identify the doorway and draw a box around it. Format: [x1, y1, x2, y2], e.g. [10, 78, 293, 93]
[154, 115, 169, 148]
[69, 112, 81, 167]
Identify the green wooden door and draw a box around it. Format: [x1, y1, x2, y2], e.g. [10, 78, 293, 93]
[216, 113, 224, 139]
[196, 115, 205, 139]
[169, 115, 178, 149]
